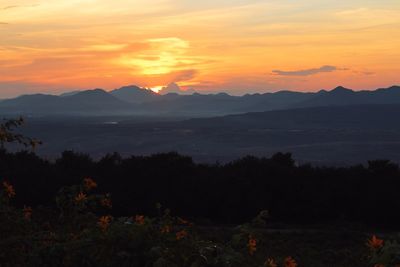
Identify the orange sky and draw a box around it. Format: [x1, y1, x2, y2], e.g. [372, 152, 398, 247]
[0, 0, 399, 97]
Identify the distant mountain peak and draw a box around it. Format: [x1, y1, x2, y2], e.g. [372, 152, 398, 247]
[110, 84, 158, 104]
[114, 85, 148, 92]
[331, 86, 353, 92]
[330, 86, 354, 94]
[91, 88, 107, 93]
[216, 92, 230, 97]
[388, 85, 400, 90]
[59, 90, 81, 97]
[71, 88, 108, 97]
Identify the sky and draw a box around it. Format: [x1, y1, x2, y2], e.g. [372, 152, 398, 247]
[0, 0, 399, 97]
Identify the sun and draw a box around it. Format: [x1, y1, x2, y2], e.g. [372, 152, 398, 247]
[150, 86, 164, 93]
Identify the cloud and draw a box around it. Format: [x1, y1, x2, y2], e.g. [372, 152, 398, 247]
[352, 70, 375, 76]
[1, 4, 39, 10]
[363, 71, 375, 76]
[172, 69, 197, 82]
[0, 22, 9, 25]
[117, 37, 203, 76]
[1, 5, 19, 10]
[272, 65, 338, 76]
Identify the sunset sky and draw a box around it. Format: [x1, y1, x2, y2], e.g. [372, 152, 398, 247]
[0, 0, 399, 97]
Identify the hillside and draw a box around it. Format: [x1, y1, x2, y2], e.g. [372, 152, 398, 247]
[12, 103, 400, 164]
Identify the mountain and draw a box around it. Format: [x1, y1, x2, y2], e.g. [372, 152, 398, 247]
[64, 89, 132, 111]
[139, 93, 242, 116]
[1, 84, 400, 117]
[0, 94, 63, 114]
[59, 90, 82, 97]
[0, 94, 60, 107]
[110, 85, 159, 104]
[138, 85, 400, 116]
[0, 89, 134, 115]
[137, 90, 316, 116]
[294, 85, 400, 108]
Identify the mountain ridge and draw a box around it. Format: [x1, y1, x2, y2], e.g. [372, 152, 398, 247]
[1, 85, 400, 116]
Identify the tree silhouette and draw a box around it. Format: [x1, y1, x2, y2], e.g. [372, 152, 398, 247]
[0, 117, 41, 150]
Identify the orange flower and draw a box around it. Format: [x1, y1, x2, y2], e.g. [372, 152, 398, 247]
[374, 264, 385, 267]
[284, 257, 298, 267]
[161, 225, 171, 234]
[2, 181, 16, 198]
[265, 258, 278, 267]
[176, 229, 188, 240]
[247, 235, 257, 255]
[83, 178, 97, 191]
[75, 192, 87, 203]
[135, 215, 145, 225]
[98, 215, 112, 231]
[101, 197, 112, 208]
[23, 205, 33, 221]
[367, 235, 384, 250]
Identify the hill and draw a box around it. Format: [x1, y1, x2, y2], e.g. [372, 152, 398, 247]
[0, 89, 134, 115]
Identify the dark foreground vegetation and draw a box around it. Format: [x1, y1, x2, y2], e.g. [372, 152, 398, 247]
[2, 149, 400, 228]
[1, 174, 398, 267]
[2, 118, 400, 266]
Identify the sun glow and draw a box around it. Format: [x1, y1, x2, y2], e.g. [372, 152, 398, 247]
[150, 86, 164, 93]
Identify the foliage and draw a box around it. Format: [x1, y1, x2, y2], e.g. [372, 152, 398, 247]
[0, 117, 41, 150]
[1, 150, 400, 227]
[0, 178, 296, 267]
[367, 235, 400, 267]
[0, 118, 395, 266]
[0, 178, 395, 267]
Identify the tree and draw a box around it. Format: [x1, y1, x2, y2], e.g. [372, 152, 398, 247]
[0, 117, 41, 150]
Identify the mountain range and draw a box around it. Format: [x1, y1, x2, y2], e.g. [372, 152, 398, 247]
[1, 85, 400, 116]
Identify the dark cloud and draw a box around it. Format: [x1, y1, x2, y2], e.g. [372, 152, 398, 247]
[363, 71, 375, 75]
[1, 4, 39, 10]
[351, 70, 375, 76]
[272, 65, 338, 76]
[2, 5, 19, 10]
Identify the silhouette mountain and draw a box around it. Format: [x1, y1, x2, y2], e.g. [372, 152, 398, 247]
[0, 94, 60, 107]
[0, 89, 132, 115]
[59, 90, 81, 97]
[1, 85, 400, 116]
[295, 85, 400, 108]
[65, 89, 129, 110]
[110, 85, 158, 104]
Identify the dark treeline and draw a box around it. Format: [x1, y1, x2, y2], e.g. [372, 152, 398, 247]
[1, 149, 399, 228]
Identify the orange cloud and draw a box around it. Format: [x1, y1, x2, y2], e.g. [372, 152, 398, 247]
[272, 66, 339, 76]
